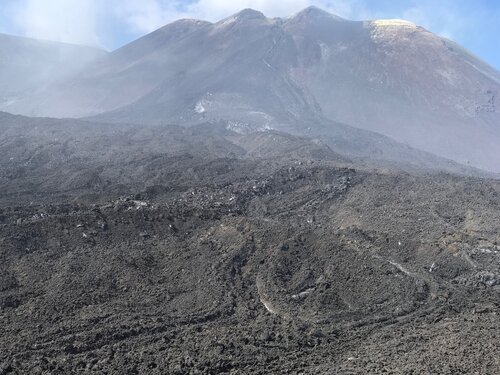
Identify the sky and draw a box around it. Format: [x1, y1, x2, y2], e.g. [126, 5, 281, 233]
[0, 0, 499, 70]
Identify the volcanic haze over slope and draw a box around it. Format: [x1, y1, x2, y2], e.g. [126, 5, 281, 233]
[1, 7, 499, 172]
[0, 33, 106, 111]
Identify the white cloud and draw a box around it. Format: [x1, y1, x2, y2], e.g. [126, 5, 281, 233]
[11, 0, 102, 46]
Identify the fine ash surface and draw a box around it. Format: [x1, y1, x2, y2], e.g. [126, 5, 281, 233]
[0, 118, 499, 374]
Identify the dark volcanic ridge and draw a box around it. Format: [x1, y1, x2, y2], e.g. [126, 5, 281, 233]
[0, 111, 492, 208]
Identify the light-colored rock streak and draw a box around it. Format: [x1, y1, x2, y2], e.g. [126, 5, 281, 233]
[256, 277, 277, 315]
[388, 260, 413, 276]
[261, 300, 276, 314]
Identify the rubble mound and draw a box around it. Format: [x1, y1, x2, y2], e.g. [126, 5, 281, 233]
[0, 119, 499, 373]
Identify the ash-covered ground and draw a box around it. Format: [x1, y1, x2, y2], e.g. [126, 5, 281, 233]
[0, 118, 499, 374]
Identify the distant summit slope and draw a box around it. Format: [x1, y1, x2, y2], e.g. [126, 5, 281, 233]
[0, 33, 106, 112]
[283, 11, 500, 171]
[1, 8, 499, 172]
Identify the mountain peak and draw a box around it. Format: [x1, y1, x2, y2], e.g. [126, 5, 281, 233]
[215, 9, 267, 28]
[293, 6, 344, 21]
[234, 8, 266, 20]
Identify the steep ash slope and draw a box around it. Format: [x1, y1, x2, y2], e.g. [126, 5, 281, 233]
[286, 8, 500, 171]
